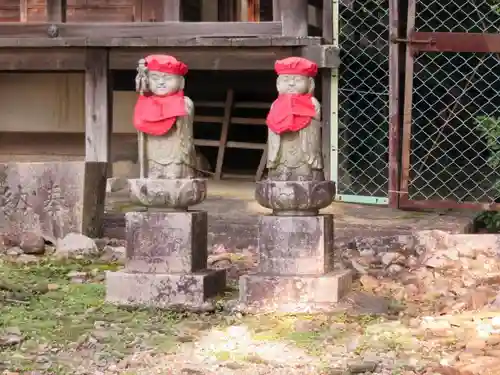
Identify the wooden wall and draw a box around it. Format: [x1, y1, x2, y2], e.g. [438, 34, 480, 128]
[0, 0, 137, 22]
[0, 72, 139, 178]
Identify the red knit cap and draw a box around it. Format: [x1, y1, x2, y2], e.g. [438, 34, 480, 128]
[274, 57, 318, 77]
[145, 55, 188, 76]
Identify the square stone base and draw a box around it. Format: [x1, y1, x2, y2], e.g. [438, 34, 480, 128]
[239, 270, 352, 313]
[105, 269, 226, 310]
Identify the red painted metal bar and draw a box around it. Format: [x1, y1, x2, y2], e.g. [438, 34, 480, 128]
[411, 31, 500, 53]
[388, 0, 400, 208]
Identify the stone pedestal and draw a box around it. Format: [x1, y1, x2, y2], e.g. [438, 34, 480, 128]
[239, 180, 352, 313]
[106, 211, 225, 310]
[0, 161, 107, 243]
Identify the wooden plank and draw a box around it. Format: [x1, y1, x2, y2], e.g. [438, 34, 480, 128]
[197, 101, 270, 109]
[256, 147, 267, 181]
[162, 0, 180, 21]
[301, 45, 340, 69]
[279, 0, 308, 37]
[132, 0, 142, 21]
[85, 49, 111, 163]
[322, 0, 332, 44]
[0, 36, 322, 48]
[215, 89, 234, 180]
[111, 47, 294, 70]
[194, 139, 219, 147]
[0, 48, 85, 70]
[272, 0, 280, 21]
[226, 141, 265, 149]
[201, 0, 218, 21]
[20, 0, 28, 21]
[0, 21, 282, 39]
[46, 0, 66, 22]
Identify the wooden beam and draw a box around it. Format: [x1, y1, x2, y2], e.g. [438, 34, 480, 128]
[85, 49, 111, 163]
[0, 35, 322, 48]
[214, 89, 234, 180]
[279, 0, 308, 37]
[0, 48, 85, 70]
[322, 0, 333, 43]
[163, 0, 181, 21]
[46, 0, 67, 23]
[111, 47, 296, 70]
[301, 45, 340, 68]
[20, 0, 28, 22]
[201, 0, 218, 21]
[272, 0, 280, 21]
[0, 21, 282, 39]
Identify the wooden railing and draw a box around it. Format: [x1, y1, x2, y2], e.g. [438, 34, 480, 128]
[0, 0, 330, 38]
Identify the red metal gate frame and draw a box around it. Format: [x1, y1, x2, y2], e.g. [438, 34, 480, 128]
[398, 0, 500, 210]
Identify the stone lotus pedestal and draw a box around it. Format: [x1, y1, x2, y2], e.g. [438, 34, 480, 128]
[239, 180, 352, 314]
[0, 161, 107, 243]
[105, 178, 226, 310]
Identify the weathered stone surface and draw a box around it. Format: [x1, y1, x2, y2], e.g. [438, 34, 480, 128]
[106, 269, 226, 308]
[239, 270, 352, 313]
[255, 180, 335, 215]
[258, 215, 334, 275]
[125, 211, 207, 273]
[55, 233, 100, 258]
[19, 231, 45, 254]
[128, 178, 206, 209]
[0, 161, 107, 242]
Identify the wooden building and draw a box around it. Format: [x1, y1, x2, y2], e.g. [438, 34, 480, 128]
[0, 0, 337, 182]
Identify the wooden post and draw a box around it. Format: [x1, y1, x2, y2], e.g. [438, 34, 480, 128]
[272, 0, 280, 21]
[46, 0, 66, 22]
[278, 0, 308, 37]
[201, 0, 218, 21]
[214, 89, 234, 180]
[163, 0, 181, 21]
[85, 49, 111, 164]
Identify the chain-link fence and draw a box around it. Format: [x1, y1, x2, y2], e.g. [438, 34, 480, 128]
[337, 0, 390, 202]
[406, 0, 500, 204]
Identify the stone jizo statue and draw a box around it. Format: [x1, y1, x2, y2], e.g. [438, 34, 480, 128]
[134, 55, 196, 180]
[265, 57, 323, 181]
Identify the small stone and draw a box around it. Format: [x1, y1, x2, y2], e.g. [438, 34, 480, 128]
[387, 264, 404, 274]
[100, 245, 126, 264]
[359, 249, 375, 257]
[350, 259, 368, 274]
[465, 339, 487, 351]
[348, 360, 378, 373]
[360, 275, 381, 291]
[47, 283, 59, 291]
[67, 271, 88, 283]
[56, 233, 99, 258]
[6, 246, 23, 256]
[15, 254, 39, 264]
[492, 316, 500, 328]
[381, 252, 402, 266]
[19, 232, 46, 254]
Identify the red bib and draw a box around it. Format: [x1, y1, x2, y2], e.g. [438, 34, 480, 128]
[266, 93, 316, 134]
[133, 91, 187, 136]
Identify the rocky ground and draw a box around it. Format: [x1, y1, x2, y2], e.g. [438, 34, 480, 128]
[1, 229, 500, 375]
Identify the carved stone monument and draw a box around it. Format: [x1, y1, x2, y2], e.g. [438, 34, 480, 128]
[239, 57, 352, 313]
[106, 55, 225, 310]
[0, 161, 106, 244]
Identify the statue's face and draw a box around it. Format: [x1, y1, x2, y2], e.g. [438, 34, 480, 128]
[277, 74, 310, 94]
[148, 71, 183, 96]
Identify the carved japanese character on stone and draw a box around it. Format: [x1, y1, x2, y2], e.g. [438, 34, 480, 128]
[265, 57, 323, 181]
[134, 55, 197, 180]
